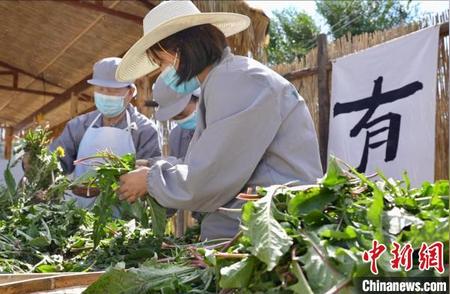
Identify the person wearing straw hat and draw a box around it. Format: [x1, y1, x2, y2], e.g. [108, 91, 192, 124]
[50, 57, 161, 209]
[117, 1, 322, 240]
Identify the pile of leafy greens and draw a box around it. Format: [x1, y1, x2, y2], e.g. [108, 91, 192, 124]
[0, 200, 164, 273]
[1, 127, 448, 293]
[86, 158, 448, 293]
[0, 128, 172, 273]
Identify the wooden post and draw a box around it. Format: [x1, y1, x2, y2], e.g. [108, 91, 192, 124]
[146, 75, 158, 118]
[4, 126, 13, 160]
[175, 210, 185, 237]
[70, 92, 78, 118]
[134, 78, 147, 116]
[317, 34, 330, 172]
[185, 211, 195, 228]
[160, 120, 187, 237]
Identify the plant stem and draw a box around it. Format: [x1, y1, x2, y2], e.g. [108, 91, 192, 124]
[220, 231, 243, 252]
[324, 277, 352, 294]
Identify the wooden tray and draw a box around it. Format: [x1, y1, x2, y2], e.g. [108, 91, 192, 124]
[0, 272, 103, 294]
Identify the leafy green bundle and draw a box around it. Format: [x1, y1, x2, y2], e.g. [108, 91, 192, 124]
[13, 126, 68, 201]
[74, 151, 167, 247]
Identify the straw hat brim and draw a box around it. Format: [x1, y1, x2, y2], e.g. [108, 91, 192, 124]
[116, 13, 250, 82]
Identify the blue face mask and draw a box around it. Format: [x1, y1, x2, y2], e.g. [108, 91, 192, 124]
[161, 66, 200, 94]
[174, 110, 197, 130]
[94, 92, 126, 118]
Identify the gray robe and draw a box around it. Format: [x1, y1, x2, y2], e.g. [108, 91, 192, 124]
[50, 105, 161, 174]
[147, 47, 323, 240]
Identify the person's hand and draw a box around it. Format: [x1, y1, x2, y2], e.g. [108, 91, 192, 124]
[119, 167, 150, 203]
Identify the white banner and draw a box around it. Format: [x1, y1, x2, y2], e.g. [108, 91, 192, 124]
[328, 26, 439, 186]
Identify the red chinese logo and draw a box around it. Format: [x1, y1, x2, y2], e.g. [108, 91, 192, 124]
[363, 241, 445, 275]
[390, 241, 413, 271]
[363, 240, 387, 274]
[418, 242, 445, 273]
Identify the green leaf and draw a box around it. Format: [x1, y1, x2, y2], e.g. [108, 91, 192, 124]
[40, 218, 52, 242]
[430, 181, 448, 209]
[84, 262, 203, 294]
[320, 157, 347, 189]
[36, 264, 58, 273]
[288, 187, 337, 217]
[148, 197, 166, 237]
[219, 257, 257, 289]
[420, 181, 433, 196]
[303, 210, 328, 227]
[320, 226, 357, 241]
[402, 172, 411, 191]
[121, 153, 136, 169]
[431, 194, 446, 209]
[299, 233, 346, 293]
[326, 246, 359, 277]
[288, 260, 314, 294]
[432, 180, 449, 196]
[242, 186, 293, 271]
[29, 236, 51, 248]
[402, 219, 449, 248]
[316, 0, 418, 39]
[394, 196, 418, 211]
[4, 163, 16, 200]
[367, 188, 384, 241]
[120, 201, 149, 227]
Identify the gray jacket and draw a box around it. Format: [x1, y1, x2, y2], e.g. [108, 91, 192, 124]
[147, 47, 322, 240]
[50, 105, 161, 174]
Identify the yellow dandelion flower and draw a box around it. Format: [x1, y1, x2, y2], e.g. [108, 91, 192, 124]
[55, 146, 65, 158]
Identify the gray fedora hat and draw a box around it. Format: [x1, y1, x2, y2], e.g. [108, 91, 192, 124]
[88, 57, 137, 96]
[152, 75, 200, 121]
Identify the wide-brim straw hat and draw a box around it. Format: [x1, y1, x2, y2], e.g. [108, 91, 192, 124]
[116, 0, 250, 82]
